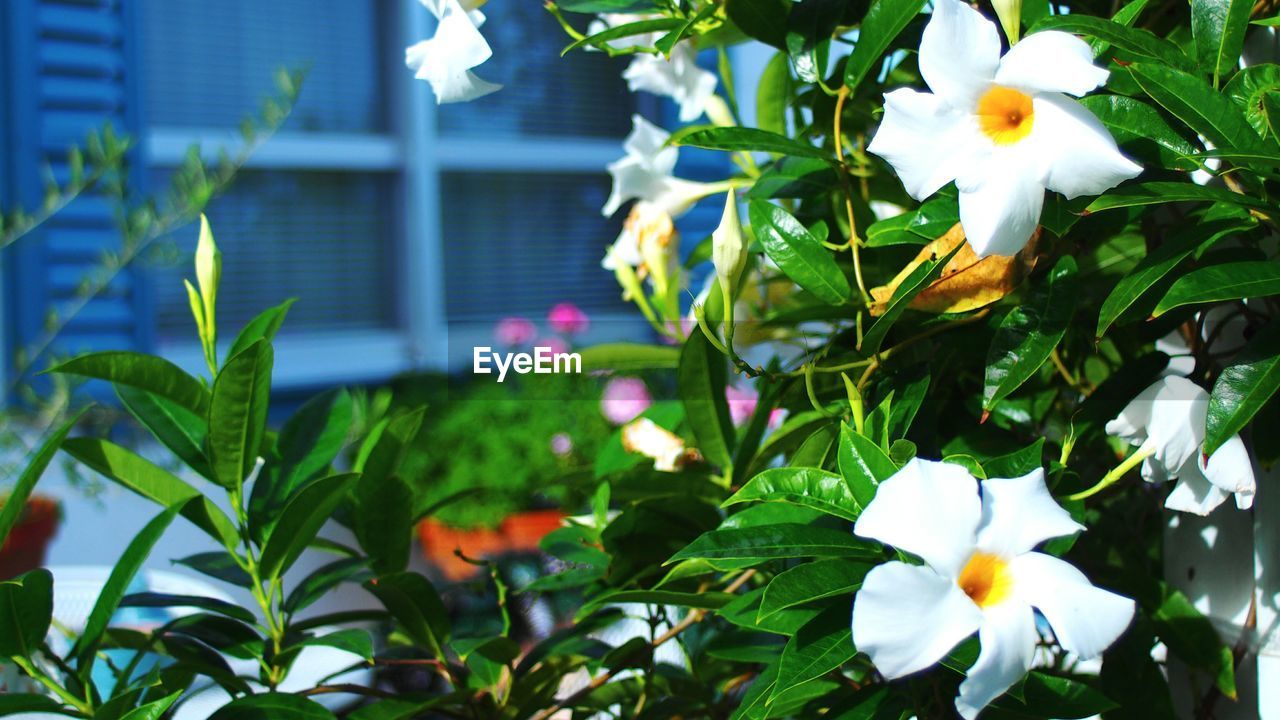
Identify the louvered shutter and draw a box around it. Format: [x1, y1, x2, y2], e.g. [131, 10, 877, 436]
[2, 0, 150, 380]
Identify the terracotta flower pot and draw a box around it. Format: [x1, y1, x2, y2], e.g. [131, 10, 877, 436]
[0, 495, 61, 580]
[418, 509, 565, 581]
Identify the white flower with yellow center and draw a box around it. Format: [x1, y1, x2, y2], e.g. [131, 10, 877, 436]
[603, 115, 728, 218]
[623, 44, 719, 123]
[866, 0, 1141, 257]
[405, 0, 501, 104]
[852, 459, 1134, 719]
[1107, 376, 1256, 515]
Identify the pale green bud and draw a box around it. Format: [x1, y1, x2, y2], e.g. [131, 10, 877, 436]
[991, 0, 1022, 44]
[711, 191, 747, 296]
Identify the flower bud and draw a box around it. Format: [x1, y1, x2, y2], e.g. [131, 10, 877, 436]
[711, 191, 747, 298]
[990, 0, 1022, 43]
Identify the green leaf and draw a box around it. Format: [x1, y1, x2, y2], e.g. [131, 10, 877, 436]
[259, 473, 359, 581]
[760, 558, 870, 618]
[174, 552, 253, 588]
[0, 414, 80, 547]
[578, 343, 681, 371]
[251, 388, 353, 540]
[837, 423, 897, 510]
[285, 557, 369, 614]
[562, 17, 683, 53]
[364, 572, 451, 656]
[117, 693, 181, 720]
[1205, 321, 1280, 456]
[747, 157, 838, 199]
[772, 604, 857, 702]
[292, 628, 374, 660]
[1078, 95, 1199, 171]
[749, 200, 851, 305]
[1086, 181, 1268, 213]
[724, 467, 860, 521]
[227, 298, 295, 359]
[991, 672, 1119, 718]
[72, 504, 182, 669]
[354, 408, 424, 574]
[1127, 63, 1263, 151]
[119, 592, 256, 624]
[668, 524, 881, 564]
[756, 51, 792, 137]
[679, 331, 736, 469]
[0, 694, 76, 717]
[1031, 16, 1194, 69]
[46, 352, 210, 416]
[860, 243, 963, 355]
[0, 569, 54, 659]
[1191, 0, 1251, 86]
[1153, 261, 1280, 316]
[865, 193, 959, 247]
[982, 439, 1046, 479]
[1225, 64, 1280, 139]
[61, 437, 239, 551]
[844, 0, 927, 89]
[116, 385, 212, 479]
[983, 257, 1078, 412]
[676, 126, 831, 160]
[208, 693, 337, 720]
[208, 339, 273, 490]
[1097, 209, 1255, 336]
[1151, 584, 1235, 698]
[727, 0, 790, 49]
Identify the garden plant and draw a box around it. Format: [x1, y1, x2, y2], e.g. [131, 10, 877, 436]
[4, 0, 1280, 717]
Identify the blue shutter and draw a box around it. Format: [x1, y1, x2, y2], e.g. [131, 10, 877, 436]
[2, 0, 150, 382]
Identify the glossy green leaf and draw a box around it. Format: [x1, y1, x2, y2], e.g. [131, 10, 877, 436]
[724, 467, 860, 521]
[1151, 584, 1235, 698]
[116, 385, 212, 479]
[208, 693, 337, 720]
[677, 126, 831, 160]
[208, 339, 273, 490]
[771, 604, 857, 702]
[285, 557, 369, 614]
[61, 437, 239, 550]
[760, 558, 871, 619]
[1224, 63, 1280, 140]
[46, 351, 210, 416]
[117, 693, 181, 720]
[1127, 63, 1263, 152]
[174, 552, 253, 588]
[1191, 0, 1251, 86]
[119, 592, 256, 624]
[355, 408, 423, 574]
[259, 473, 359, 581]
[668, 523, 880, 563]
[747, 157, 837, 199]
[1097, 209, 1254, 336]
[679, 331, 736, 469]
[1086, 181, 1268, 213]
[750, 200, 851, 305]
[1206, 321, 1280, 456]
[844, 0, 927, 89]
[364, 572, 451, 656]
[72, 504, 182, 669]
[0, 569, 53, 659]
[227, 298, 295, 359]
[1153, 261, 1280, 316]
[0, 694, 76, 717]
[984, 257, 1078, 412]
[727, 0, 790, 49]
[756, 51, 792, 136]
[837, 423, 897, 510]
[864, 193, 959, 247]
[1078, 95, 1199, 171]
[0, 414, 80, 548]
[860, 242, 963, 355]
[562, 17, 682, 53]
[1032, 16, 1193, 69]
[991, 672, 1119, 718]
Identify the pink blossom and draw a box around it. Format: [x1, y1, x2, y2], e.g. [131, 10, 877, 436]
[494, 316, 536, 346]
[550, 433, 573, 456]
[547, 302, 590, 335]
[725, 384, 759, 426]
[601, 377, 652, 425]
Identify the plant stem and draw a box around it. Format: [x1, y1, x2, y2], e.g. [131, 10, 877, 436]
[1066, 445, 1154, 501]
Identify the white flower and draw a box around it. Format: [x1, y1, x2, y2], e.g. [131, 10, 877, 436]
[852, 459, 1134, 720]
[602, 201, 678, 287]
[623, 44, 718, 123]
[621, 418, 699, 471]
[1106, 376, 1256, 515]
[405, 0, 501, 104]
[603, 115, 722, 217]
[866, 0, 1141, 257]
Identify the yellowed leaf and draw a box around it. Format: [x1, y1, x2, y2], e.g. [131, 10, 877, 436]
[869, 223, 1039, 316]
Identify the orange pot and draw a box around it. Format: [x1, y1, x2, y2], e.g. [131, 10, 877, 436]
[418, 509, 565, 581]
[0, 496, 60, 580]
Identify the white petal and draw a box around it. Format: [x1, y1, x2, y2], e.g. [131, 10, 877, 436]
[853, 561, 983, 678]
[1105, 396, 1153, 447]
[622, 115, 678, 175]
[1026, 94, 1142, 199]
[919, 0, 1002, 109]
[404, 2, 500, 105]
[1200, 434, 1256, 507]
[956, 152, 1045, 257]
[1144, 376, 1208, 479]
[624, 44, 718, 122]
[1010, 552, 1135, 659]
[977, 469, 1084, 557]
[1164, 468, 1233, 516]
[955, 603, 1039, 720]
[868, 89, 983, 201]
[995, 31, 1110, 96]
[854, 458, 982, 576]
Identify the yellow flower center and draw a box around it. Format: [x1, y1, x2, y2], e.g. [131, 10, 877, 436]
[977, 86, 1035, 145]
[957, 552, 1014, 608]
